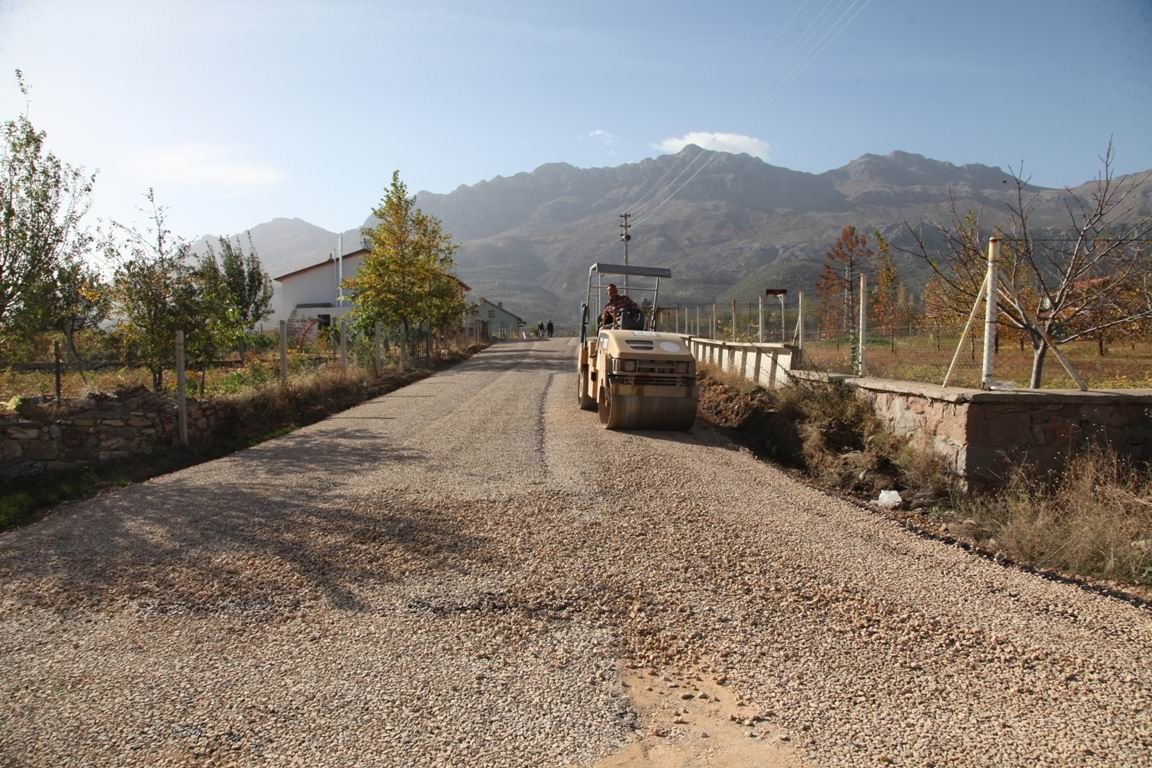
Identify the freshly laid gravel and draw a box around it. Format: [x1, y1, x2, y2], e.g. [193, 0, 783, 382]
[2, 338, 1150, 767]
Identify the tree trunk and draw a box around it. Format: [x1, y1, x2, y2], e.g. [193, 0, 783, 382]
[238, 336, 247, 366]
[152, 367, 164, 392]
[1097, 332, 1106, 356]
[64, 326, 89, 384]
[1028, 334, 1047, 389]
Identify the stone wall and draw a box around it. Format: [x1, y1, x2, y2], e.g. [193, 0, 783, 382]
[1, 393, 223, 479]
[790, 372, 1152, 487]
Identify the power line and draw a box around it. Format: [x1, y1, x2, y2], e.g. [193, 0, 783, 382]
[633, 152, 720, 224]
[625, 151, 695, 216]
[632, 148, 711, 220]
[759, 0, 846, 95]
[766, 0, 872, 103]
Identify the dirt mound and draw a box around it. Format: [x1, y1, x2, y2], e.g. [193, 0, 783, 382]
[696, 377, 803, 465]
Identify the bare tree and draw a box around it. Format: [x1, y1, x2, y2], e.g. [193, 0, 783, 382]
[902, 141, 1152, 388]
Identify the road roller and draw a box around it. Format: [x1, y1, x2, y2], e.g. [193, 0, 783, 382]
[576, 263, 697, 431]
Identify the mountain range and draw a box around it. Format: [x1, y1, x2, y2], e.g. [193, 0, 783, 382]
[198, 147, 1151, 326]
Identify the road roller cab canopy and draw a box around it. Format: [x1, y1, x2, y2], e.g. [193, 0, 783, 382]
[580, 263, 673, 342]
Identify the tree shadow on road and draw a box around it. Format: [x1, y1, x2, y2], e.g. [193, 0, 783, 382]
[0, 427, 498, 617]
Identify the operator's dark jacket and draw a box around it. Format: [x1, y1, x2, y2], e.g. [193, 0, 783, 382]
[602, 294, 639, 323]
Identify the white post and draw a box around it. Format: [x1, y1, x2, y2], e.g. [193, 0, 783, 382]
[757, 295, 764, 343]
[278, 320, 288, 385]
[981, 237, 999, 389]
[339, 316, 348, 376]
[175, 330, 188, 447]
[857, 273, 867, 377]
[779, 295, 786, 343]
[797, 290, 805, 349]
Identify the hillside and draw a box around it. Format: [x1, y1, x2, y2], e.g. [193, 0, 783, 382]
[201, 148, 1151, 326]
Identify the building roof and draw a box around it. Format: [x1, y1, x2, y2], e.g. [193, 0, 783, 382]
[273, 249, 471, 292]
[274, 249, 369, 281]
[475, 297, 526, 324]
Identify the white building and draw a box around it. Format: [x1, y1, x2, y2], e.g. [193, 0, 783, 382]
[272, 248, 367, 333]
[272, 248, 474, 336]
[468, 298, 526, 340]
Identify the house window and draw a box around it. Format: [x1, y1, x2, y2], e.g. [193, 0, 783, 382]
[487, 310, 496, 319]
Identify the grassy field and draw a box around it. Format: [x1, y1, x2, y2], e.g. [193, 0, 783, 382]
[2, 353, 344, 403]
[799, 335, 1152, 389]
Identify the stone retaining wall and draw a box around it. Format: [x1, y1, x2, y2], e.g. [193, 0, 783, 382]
[789, 370, 1152, 487]
[1, 395, 222, 479]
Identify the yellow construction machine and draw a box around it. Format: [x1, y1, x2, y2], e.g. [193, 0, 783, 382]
[576, 263, 697, 430]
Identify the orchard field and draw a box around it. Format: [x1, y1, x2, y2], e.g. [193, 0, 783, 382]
[801, 335, 1152, 389]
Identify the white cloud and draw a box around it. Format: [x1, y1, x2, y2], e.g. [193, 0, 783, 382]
[655, 131, 772, 160]
[587, 129, 617, 144]
[133, 143, 288, 194]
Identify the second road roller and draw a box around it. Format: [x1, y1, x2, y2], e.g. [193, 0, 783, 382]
[576, 262, 697, 431]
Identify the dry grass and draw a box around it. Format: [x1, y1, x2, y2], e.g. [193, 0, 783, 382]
[698, 365, 955, 502]
[950, 451, 1152, 585]
[801, 336, 1152, 389]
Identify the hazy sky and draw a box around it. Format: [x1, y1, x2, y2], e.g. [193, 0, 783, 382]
[1, 0, 1149, 238]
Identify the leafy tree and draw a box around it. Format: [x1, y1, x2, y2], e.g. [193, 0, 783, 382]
[869, 233, 903, 346]
[903, 142, 1152, 388]
[817, 226, 873, 366]
[110, 190, 217, 391]
[815, 261, 846, 343]
[41, 256, 111, 372]
[348, 171, 465, 363]
[0, 70, 95, 349]
[199, 234, 272, 363]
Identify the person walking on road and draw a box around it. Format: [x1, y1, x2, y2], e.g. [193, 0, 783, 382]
[546, 320, 554, 338]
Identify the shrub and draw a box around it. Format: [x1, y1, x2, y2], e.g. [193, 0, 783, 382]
[955, 450, 1152, 585]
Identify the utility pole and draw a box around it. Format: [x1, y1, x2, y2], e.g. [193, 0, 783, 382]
[619, 212, 631, 293]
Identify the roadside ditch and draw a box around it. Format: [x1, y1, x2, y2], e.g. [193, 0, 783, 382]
[696, 368, 1152, 607]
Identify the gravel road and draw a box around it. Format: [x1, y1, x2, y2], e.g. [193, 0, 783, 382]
[2, 338, 1150, 767]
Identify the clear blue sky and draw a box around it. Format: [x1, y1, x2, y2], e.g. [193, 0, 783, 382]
[1, 0, 1149, 238]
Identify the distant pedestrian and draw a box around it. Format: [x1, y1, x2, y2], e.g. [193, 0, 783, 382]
[537, 321, 545, 338]
[546, 320, 554, 338]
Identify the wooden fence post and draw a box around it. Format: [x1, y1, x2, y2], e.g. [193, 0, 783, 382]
[53, 341, 62, 402]
[730, 300, 737, 341]
[339, 316, 348, 377]
[373, 321, 383, 376]
[175, 330, 189, 447]
[279, 320, 288, 386]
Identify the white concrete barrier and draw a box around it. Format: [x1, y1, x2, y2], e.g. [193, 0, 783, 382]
[683, 337, 800, 389]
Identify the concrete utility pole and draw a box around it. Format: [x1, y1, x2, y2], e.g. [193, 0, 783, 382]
[857, 274, 867, 377]
[981, 237, 1000, 389]
[758, 296, 764, 343]
[619, 212, 631, 292]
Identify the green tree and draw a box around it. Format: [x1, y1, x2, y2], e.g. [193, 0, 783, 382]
[110, 190, 217, 391]
[348, 171, 465, 363]
[41, 256, 111, 372]
[0, 70, 95, 349]
[199, 234, 272, 363]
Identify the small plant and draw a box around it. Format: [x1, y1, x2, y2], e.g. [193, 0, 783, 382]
[954, 450, 1152, 585]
